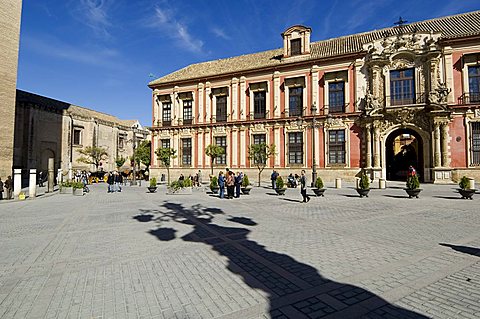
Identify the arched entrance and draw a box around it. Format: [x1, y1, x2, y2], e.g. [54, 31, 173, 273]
[40, 149, 55, 173]
[386, 128, 424, 181]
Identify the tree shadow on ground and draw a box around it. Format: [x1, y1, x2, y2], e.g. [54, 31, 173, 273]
[439, 243, 480, 257]
[135, 202, 429, 318]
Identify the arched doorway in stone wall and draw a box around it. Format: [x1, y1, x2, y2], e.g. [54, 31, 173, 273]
[385, 128, 424, 182]
[40, 149, 55, 173]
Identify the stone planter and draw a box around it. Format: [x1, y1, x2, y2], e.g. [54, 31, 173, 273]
[147, 186, 157, 193]
[60, 187, 73, 194]
[275, 188, 286, 195]
[356, 188, 370, 198]
[405, 188, 422, 199]
[241, 187, 252, 195]
[458, 188, 476, 200]
[73, 188, 84, 196]
[167, 187, 193, 195]
[313, 188, 326, 197]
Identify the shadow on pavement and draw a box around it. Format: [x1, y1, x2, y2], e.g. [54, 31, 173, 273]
[432, 195, 464, 200]
[135, 202, 429, 318]
[439, 243, 480, 257]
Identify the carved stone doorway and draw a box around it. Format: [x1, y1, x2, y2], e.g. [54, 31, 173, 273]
[385, 128, 424, 182]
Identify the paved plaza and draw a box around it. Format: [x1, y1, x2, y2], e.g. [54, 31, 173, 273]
[0, 181, 479, 319]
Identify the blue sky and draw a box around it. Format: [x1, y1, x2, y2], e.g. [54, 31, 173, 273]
[17, 0, 480, 126]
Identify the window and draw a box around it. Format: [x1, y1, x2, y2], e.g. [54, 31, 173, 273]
[162, 103, 172, 125]
[253, 134, 266, 164]
[215, 136, 227, 164]
[390, 68, 415, 106]
[472, 122, 480, 165]
[161, 139, 170, 149]
[118, 134, 126, 149]
[254, 91, 266, 119]
[468, 66, 480, 103]
[73, 129, 82, 145]
[288, 132, 303, 164]
[183, 100, 193, 124]
[328, 130, 346, 164]
[291, 38, 301, 56]
[289, 87, 303, 117]
[181, 138, 192, 165]
[216, 96, 227, 122]
[329, 82, 345, 113]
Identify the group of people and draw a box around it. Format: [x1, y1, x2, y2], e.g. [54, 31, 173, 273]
[271, 169, 310, 203]
[178, 170, 203, 186]
[0, 176, 13, 200]
[218, 169, 244, 199]
[106, 171, 123, 193]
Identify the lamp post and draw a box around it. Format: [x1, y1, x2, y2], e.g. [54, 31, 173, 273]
[131, 128, 138, 186]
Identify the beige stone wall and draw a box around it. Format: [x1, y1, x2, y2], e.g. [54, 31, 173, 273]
[0, 0, 22, 177]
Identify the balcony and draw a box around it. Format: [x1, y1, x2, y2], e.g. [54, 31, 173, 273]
[458, 92, 480, 105]
[388, 93, 426, 106]
[162, 120, 171, 127]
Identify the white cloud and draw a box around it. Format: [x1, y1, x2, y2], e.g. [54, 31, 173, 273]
[76, 0, 114, 39]
[211, 27, 231, 40]
[150, 6, 204, 53]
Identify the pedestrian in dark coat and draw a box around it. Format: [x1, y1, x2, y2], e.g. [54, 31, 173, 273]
[300, 170, 310, 203]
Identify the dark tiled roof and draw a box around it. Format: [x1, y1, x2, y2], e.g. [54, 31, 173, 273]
[149, 10, 480, 86]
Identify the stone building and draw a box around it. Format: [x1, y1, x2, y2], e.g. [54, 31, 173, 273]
[149, 11, 480, 183]
[14, 90, 149, 183]
[0, 0, 22, 178]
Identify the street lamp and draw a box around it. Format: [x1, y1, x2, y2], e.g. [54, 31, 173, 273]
[296, 103, 318, 187]
[131, 128, 138, 186]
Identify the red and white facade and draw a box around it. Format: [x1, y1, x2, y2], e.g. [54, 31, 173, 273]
[149, 12, 480, 183]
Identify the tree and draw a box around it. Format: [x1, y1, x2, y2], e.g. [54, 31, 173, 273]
[248, 143, 276, 187]
[115, 156, 126, 169]
[134, 140, 151, 171]
[205, 144, 225, 176]
[155, 147, 177, 184]
[77, 146, 108, 171]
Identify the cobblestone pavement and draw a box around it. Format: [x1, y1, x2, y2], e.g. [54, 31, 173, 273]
[0, 181, 479, 319]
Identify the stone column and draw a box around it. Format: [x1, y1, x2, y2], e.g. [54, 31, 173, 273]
[57, 168, 63, 185]
[441, 122, 449, 167]
[365, 124, 372, 168]
[13, 168, 21, 198]
[68, 162, 72, 180]
[29, 169, 36, 199]
[434, 123, 441, 167]
[48, 158, 54, 193]
[373, 125, 380, 168]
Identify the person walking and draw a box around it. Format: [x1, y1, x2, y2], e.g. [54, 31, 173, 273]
[0, 177, 4, 200]
[4, 176, 13, 200]
[107, 172, 114, 193]
[115, 172, 123, 192]
[300, 170, 310, 203]
[218, 171, 225, 199]
[235, 172, 243, 198]
[271, 170, 278, 189]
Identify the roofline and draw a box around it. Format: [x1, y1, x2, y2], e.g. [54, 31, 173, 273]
[148, 52, 364, 89]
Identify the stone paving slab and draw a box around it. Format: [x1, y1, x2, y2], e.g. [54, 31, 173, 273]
[0, 181, 479, 318]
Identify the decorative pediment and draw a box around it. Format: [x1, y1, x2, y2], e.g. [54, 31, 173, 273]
[364, 32, 442, 61]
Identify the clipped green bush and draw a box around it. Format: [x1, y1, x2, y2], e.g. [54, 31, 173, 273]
[276, 176, 285, 189]
[210, 176, 219, 190]
[242, 174, 250, 187]
[73, 182, 84, 189]
[183, 178, 192, 187]
[61, 180, 73, 188]
[359, 173, 370, 190]
[315, 177, 324, 189]
[459, 176, 469, 190]
[149, 177, 157, 188]
[406, 175, 420, 190]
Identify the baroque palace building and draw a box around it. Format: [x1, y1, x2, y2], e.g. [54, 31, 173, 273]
[149, 11, 480, 183]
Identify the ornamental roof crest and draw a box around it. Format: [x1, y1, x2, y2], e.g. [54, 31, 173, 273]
[363, 32, 442, 61]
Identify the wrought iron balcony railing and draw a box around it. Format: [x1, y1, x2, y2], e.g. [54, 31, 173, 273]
[388, 93, 426, 106]
[458, 92, 480, 104]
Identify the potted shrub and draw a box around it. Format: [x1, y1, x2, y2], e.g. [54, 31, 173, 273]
[405, 174, 422, 198]
[210, 176, 219, 194]
[241, 174, 252, 195]
[148, 177, 157, 193]
[313, 177, 326, 197]
[73, 181, 85, 196]
[275, 176, 286, 195]
[356, 172, 370, 198]
[60, 181, 73, 194]
[458, 176, 476, 200]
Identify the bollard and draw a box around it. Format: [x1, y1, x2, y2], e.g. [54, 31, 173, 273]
[57, 169, 63, 185]
[468, 178, 475, 190]
[355, 177, 360, 189]
[13, 169, 22, 198]
[335, 177, 342, 189]
[379, 178, 386, 189]
[29, 169, 37, 199]
[48, 158, 54, 193]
